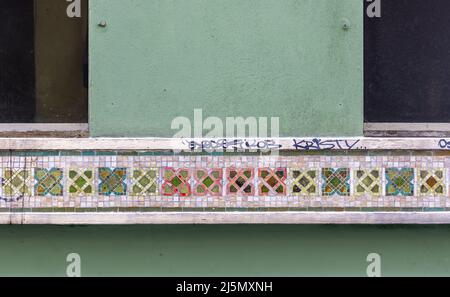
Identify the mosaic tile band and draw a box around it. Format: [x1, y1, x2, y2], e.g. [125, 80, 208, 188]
[0, 151, 449, 211]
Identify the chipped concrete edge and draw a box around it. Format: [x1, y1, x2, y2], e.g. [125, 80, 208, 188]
[1, 212, 450, 225]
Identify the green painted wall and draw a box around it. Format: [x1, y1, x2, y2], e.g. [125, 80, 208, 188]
[89, 0, 363, 137]
[1, 225, 450, 276]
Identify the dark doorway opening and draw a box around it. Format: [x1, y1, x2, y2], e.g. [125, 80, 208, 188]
[364, 0, 450, 135]
[0, 0, 88, 124]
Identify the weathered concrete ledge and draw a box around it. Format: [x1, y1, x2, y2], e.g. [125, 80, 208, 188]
[0, 137, 448, 151]
[1, 212, 450, 225]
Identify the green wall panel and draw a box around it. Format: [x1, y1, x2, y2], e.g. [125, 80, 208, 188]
[0, 226, 450, 276]
[89, 0, 363, 137]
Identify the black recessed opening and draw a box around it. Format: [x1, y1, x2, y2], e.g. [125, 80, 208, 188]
[364, 0, 450, 123]
[0, 0, 88, 124]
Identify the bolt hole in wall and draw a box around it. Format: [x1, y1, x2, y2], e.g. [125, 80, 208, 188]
[364, 0, 450, 137]
[0, 0, 88, 136]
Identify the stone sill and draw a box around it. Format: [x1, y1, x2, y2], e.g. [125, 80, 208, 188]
[0, 137, 448, 151]
[1, 212, 450, 225]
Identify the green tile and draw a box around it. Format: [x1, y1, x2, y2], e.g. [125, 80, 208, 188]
[96, 151, 117, 156]
[75, 208, 99, 213]
[31, 208, 54, 212]
[140, 208, 164, 212]
[117, 151, 138, 156]
[81, 151, 96, 156]
[59, 151, 82, 156]
[182, 208, 205, 212]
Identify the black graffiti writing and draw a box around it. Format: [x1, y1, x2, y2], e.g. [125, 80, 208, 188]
[0, 196, 23, 203]
[438, 139, 450, 149]
[292, 138, 362, 150]
[183, 139, 282, 151]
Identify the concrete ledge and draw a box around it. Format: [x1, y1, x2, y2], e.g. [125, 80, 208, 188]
[1, 212, 450, 225]
[0, 137, 448, 151]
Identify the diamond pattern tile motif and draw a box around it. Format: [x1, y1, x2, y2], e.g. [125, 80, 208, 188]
[386, 168, 414, 196]
[258, 168, 286, 196]
[322, 168, 350, 196]
[162, 168, 191, 196]
[227, 168, 254, 196]
[418, 169, 445, 196]
[98, 168, 127, 196]
[354, 169, 381, 196]
[68, 169, 94, 196]
[2, 169, 32, 198]
[130, 168, 159, 196]
[194, 169, 222, 196]
[290, 169, 318, 195]
[34, 168, 63, 196]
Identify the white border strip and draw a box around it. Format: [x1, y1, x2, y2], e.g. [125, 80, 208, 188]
[0, 124, 88, 132]
[365, 123, 450, 132]
[0, 137, 448, 151]
[1, 212, 450, 225]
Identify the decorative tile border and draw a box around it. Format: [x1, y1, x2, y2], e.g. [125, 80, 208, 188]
[0, 151, 449, 212]
[354, 169, 381, 196]
[130, 168, 159, 196]
[290, 169, 318, 196]
[68, 168, 94, 196]
[322, 168, 350, 196]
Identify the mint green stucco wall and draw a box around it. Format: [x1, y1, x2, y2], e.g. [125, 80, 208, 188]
[1, 225, 450, 276]
[89, 0, 363, 137]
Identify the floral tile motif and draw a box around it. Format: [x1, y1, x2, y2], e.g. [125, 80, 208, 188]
[290, 169, 318, 195]
[322, 168, 350, 196]
[34, 168, 63, 196]
[258, 168, 286, 196]
[418, 169, 445, 196]
[68, 169, 94, 196]
[354, 169, 381, 196]
[98, 168, 127, 196]
[194, 169, 222, 196]
[162, 168, 191, 196]
[385, 168, 414, 196]
[2, 169, 32, 198]
[227, 168, 254, 196]
[130, 168, 159, 196]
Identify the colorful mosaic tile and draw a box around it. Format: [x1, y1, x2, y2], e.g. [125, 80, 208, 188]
[386, 168, 414, 196]
[194, 169, 222, 196]
[99, 168, 127, 196]
[418, 169, 445, 196]
[258, 168, 286, 196]
[2, 169, 32, 198]
[227, 168, 254, 196]
[290, 169, 318, 195]
[68, 169, 94, 196]
[162, 168, 191, 196]
[0, 151, 450, 212]
[354, 169, 381, 196]
[322, 168, 350, 196]
[130, 168, 159, 196]
[34, 168, 63, 196]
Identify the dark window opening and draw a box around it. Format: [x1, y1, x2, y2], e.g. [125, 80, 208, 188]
[364, 0, 450, 135]
[0, 0, 88, 124]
